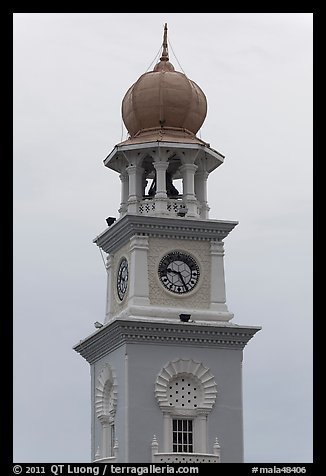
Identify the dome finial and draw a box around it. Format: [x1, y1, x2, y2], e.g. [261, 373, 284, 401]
[153, 23, 175, 72]
[160, 23, 169, 61]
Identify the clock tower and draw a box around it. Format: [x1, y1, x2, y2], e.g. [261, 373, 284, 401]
[74, 24, 261, 463]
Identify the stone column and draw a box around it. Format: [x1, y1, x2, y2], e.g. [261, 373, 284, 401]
[210, 240, 229, 313]
[180, 163, 198, 217]
[194, 170, 210, 219]
[153, 161, 168, 198]
[126, 165, 144, 214]
[136, 167, 145, 200]
[153, 160, 169, 214]
[118, 170, 129, 217]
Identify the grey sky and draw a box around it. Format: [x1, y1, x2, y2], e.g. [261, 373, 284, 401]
[13, 13, 313, 463]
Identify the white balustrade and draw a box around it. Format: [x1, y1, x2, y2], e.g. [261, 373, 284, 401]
[152, 452, 220, 463]
[137, 198, 201, 218]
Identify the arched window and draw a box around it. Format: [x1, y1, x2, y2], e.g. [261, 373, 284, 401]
[154, 359, 217, 453]
[95, 364, 118, 459]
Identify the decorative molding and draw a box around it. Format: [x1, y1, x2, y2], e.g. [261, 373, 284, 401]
[155, 358, 217, 412]
[93, 215, 238, 255]
[210, 241, 224, 255]
[117, 304, 233, 322]
[129, 235, 149, 252]
[73, 319, 261, 365]
[104, 141, 225, 176]
[95, 364, 118, 422]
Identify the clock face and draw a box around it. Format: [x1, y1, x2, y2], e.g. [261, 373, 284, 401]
[158, 251, 200, 295]
[117, 258, 129, 301]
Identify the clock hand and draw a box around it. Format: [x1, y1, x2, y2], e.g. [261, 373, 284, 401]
[178, 273, 187, 288]
[167, 267, 187, 288]
[167, 266, 177, 274]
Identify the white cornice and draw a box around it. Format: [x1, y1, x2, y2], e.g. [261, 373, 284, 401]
[104, 141, 225, 173]
[93, 215, 238, 254]
[73, 319, 261, 365]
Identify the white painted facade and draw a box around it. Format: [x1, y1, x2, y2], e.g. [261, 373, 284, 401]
[74, 29, 261, 464]
[74, 166, 261, 462]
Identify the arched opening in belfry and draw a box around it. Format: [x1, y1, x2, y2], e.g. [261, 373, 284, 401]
[166, 153, 182, 198]
[141, 156, 155, 197]
[141, 154, 183, 199]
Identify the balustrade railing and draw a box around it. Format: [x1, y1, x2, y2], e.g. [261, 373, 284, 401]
[137, 197, 202, 217]
[152, 452, 220, 463]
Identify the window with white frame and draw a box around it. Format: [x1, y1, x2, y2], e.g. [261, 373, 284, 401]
[172, 419, 193, 453]
[154, 358, 218, 454]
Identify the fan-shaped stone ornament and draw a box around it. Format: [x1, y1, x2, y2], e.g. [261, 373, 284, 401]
[95, 364, 118, 422]
[154, 358, 217, 412]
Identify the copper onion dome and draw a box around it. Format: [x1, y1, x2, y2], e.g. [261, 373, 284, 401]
[121, 24, 207, 140]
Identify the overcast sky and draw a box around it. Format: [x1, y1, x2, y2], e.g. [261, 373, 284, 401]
[13, 13, 313, 463]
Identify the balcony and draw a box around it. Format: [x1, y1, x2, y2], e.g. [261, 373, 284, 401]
[152, 452, 220, 463]
[151, 435, 221, 463]
[137, 197, 202, 218]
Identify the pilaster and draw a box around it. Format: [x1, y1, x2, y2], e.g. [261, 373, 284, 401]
[105, 255, 113, 323]
[195, 412, 208, 453]
[128, 235, 150, 306]
[210, 240, 229, 314]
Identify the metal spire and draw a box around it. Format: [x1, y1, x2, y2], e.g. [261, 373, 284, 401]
[160, 23, 169, 61]
[153, 23, 174, 72]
